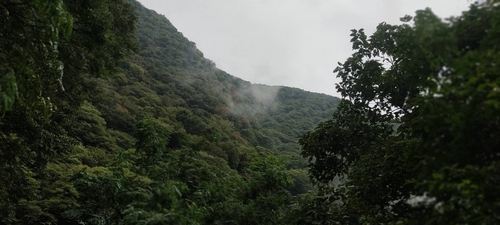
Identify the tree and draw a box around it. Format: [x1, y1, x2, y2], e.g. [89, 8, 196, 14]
[0, 0, 137, 223]
[0, 0, 73, 113]
[300, 1, 500, 224]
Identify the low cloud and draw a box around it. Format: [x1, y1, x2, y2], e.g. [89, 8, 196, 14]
[225, 83, 281, 117]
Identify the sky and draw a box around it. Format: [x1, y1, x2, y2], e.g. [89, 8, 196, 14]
[137, 0, 472, 97]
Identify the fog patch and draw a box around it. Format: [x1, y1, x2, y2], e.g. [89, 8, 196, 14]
[225, 83, 281, 117]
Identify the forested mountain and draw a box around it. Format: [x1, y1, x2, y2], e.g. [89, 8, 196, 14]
[3, 0, 497, 224]
[0, 0, 339, 224]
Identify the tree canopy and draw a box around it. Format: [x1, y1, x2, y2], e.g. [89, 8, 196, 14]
[0, 0, 339, 224]
[299, 1, 500, 224]
[3, 0, 497, 224]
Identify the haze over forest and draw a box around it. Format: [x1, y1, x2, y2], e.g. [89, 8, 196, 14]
[0, 0, 499, 224]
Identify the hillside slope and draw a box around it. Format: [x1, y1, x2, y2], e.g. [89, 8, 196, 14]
[124, 0, 340, 162]
[0, 0, 339, 224]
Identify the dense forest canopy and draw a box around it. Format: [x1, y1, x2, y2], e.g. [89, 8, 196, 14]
[0, 0, 338, 224]
[1, 0, 499, 224]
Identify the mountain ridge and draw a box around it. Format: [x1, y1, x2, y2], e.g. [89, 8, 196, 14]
[124, 0, 341, 153]
[0, 0, 340, 223]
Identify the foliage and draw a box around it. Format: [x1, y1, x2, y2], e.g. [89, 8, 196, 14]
[0, 0, 73, 113]
[300, 1, 500, 224]
[0, 0, 342, 224]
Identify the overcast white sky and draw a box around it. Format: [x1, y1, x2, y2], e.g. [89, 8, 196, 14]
[137, 0, 472, 97]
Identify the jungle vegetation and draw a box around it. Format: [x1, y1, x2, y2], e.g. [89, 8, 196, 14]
[1, 0, 499, 224]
